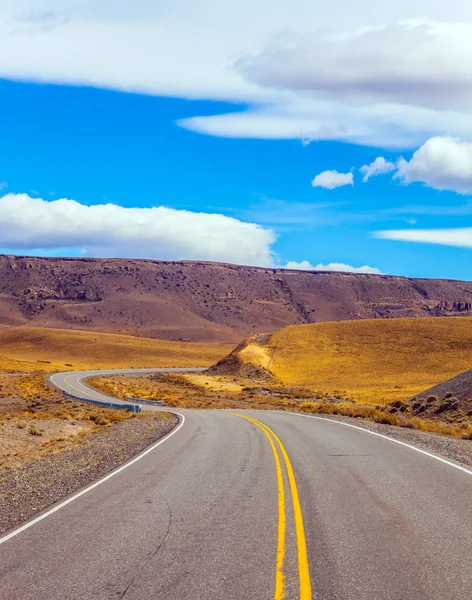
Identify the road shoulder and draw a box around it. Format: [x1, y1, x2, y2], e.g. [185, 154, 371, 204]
[0, 412, 178, 536]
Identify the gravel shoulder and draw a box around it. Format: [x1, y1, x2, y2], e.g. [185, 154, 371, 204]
[0, 412, 179, 536]
[307, 412, 472, 469]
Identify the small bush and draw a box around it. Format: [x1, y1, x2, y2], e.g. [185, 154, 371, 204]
[28, 424, 44, 436]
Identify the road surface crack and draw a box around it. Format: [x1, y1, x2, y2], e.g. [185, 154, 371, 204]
[118, 497, 173, 599]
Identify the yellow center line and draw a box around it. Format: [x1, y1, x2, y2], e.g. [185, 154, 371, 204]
[233, 413, 286, 600]
[237, 414, 312, 600]
[63, 375, 98, 399]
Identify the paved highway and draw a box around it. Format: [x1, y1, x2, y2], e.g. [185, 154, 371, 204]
[49, 368, 206, 405]
[1, 372, 471, 599]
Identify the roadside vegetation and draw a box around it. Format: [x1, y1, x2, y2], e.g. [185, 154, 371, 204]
[0, 397, 137, 471]
[89, 372, 472, 439]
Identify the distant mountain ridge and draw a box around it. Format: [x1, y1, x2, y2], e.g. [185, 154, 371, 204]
[1, 254, 472, 342]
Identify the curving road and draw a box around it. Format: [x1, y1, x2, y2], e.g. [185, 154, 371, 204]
[49, 368, 206, 405]
[1, 371, 471, 599]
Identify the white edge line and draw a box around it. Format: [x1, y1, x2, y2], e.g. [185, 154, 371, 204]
[0, 411, 186, 546]
[267, 410, 472, 477]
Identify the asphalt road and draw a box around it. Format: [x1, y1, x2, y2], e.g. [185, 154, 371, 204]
[49, 368, 206, 405]
[1, 373, 471, 599]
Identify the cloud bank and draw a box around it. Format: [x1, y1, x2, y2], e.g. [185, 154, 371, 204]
[1, 3, 472, 148]
[284, 261, 381, 274]
[180, 20, 472, 148]
[0, 194, 276, 266]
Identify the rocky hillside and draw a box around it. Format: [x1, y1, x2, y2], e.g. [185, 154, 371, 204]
[2, 254, 472, 341]
[414, 369, 472, 404]
[385, 370, 472, 426]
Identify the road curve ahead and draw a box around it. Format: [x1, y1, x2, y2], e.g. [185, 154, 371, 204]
[49, 367, 206, 405]
[1, 374, 472, 599]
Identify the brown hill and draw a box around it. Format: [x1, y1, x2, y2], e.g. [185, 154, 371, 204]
[2, 254, 472, 342]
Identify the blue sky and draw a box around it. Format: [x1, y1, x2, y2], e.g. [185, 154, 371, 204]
[1, 0, 472, 279]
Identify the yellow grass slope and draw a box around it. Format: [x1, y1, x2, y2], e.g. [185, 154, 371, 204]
[0, 326, 232, 371]
[249, 317, 472, 404]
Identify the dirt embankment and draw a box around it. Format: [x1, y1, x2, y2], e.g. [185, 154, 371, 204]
[0, 412, 178, 536]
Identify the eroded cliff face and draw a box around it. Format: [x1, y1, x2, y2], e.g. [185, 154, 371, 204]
[1, 254, 472, 341]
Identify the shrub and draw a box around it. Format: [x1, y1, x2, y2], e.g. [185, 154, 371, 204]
[28, 424, 44, 436]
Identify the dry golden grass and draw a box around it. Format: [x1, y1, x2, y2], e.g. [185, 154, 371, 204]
[0, 398, 136, 470]
[0, 372, 62, 412]
[89, 373, 295, 411]
[297, 401, 472, 439]
[256, 317, 472, 405]
[182, 374, 244, 393]
[0, 326, 233, 371]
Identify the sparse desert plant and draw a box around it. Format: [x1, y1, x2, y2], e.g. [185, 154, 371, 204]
[28, 424, 44, 436]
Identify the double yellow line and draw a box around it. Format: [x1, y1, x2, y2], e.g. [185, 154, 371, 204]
[233, 414, 312, 600]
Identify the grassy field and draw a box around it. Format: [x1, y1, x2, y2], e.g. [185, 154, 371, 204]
[0, 326, 233, 372]
[245, 317, 472, 405]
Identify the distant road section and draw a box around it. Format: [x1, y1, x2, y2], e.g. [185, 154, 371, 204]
[1, 370, 471, 599]
[49, 367, 206, 405]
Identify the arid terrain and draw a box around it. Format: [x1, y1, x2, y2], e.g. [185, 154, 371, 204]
[211, 317, 472, 405]
[2, 259, 472, 542]
[0, 326, 230, 371]
[0, 326, 229, 533]
[2, 254, 472, 342]
[88, 316, 472, 439]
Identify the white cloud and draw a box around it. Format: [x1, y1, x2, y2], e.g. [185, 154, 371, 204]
[284, 260, 316, 270]
[1, 4, 472, 148]
[394, 136, 472, 193]
[283, 260, 382, 274]
[178, 99, 452, 149]
[238, 22, 472, 112]
[360, 157, 397, 182]
[374, 228, 472, 248]
[312, 170, 353, 190]
[0, 193, 276, 266]
[180, 20, 472, 148]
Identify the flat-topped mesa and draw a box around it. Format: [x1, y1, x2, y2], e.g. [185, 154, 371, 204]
[1, 254, 472, 342]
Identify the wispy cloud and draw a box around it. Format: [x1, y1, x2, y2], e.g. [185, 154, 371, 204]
[233, 197, 334, 226]
[373, 228, 472, 248]
[381, 202, 472, 217]
[360, 157, 397, 182]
